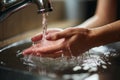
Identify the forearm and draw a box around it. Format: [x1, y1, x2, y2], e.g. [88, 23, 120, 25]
[90, 20, 120, 47]
[76, 15, 116, 28]
[77, 0, 117, 29]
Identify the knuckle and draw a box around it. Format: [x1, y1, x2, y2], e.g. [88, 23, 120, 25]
[67, 28, 73, 32]
[55, 33, 60, 38]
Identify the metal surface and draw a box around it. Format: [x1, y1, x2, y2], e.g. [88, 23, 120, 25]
[0, 66, 53, 80]
[0, 39, 120, 80]
[0, 0, 53, 21]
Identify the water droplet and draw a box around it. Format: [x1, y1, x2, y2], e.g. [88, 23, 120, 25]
[0, 61, 6, 65]
[102, 65, 107, 69]
[0, 50, 2, 52]
[73, 66, 81, 71]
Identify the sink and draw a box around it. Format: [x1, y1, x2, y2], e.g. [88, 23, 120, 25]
[0, 39, 57, 80]
[0, 39, 120, 80]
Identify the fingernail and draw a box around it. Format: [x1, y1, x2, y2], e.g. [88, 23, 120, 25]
[31, 37, 36, 42]
[22, 51, 27, 56]
[46, 35, 51, 40]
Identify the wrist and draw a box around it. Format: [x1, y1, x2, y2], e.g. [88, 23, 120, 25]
[88, 28, 102, 48]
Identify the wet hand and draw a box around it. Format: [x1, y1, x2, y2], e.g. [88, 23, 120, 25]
[23, 27, 95, 57]
[41, 27, 95, 56]
[23, 39, 65, 58]
[23, 28, 65, 58]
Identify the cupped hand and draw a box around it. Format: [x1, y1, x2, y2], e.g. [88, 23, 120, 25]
[23, 28, 66, 58]
[23, 27, 95, 57]
[37, 27, 95, 57]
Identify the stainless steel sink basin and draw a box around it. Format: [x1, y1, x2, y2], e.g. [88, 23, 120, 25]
[0, 39, 120, 80]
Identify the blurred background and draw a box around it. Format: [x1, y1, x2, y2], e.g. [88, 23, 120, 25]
[0, 0, 97, 47]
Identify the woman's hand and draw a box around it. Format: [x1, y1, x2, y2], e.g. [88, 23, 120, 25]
[44, 27, 95, 56]
[23, 27, 95, 57]
[23, 28, 65, 58]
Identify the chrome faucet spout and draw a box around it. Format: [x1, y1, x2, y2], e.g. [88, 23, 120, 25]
[0, 0, 53, 22]
[34, 0, 53, 13]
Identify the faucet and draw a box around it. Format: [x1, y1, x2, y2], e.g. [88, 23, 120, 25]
[0, 0, 53, 22]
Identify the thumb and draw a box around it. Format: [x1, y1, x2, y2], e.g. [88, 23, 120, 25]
[31, 33, 43, 42]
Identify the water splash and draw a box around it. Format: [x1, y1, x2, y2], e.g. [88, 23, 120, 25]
[20, 46, 116, 75]
[42, 13, 48, 40]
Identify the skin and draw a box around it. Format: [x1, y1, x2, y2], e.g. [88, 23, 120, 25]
[78, 0, 117, 28]
[23, 0, 120, 57]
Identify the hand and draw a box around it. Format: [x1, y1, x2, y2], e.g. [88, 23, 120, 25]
[44, 27, 94, 56]
[23, 28, 65, 58]
[23, 27, 95, 57]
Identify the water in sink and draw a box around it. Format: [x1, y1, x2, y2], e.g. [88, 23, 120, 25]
[1, 39, 120, 80]
[21, 45, 114, 74]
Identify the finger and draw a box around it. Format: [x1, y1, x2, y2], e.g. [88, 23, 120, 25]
[46, 28, 73, 40]
[35, 44, 63, 54]
[31, 33, 43, 42]
[22, 47, 34, 55]
[38, 51, 63, 58]
[31, 29, 62, 42]
[23, 43, 63, 55]
[23, 47, 63, 58]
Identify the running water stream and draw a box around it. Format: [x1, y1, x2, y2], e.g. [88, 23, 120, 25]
[42, 13, 48, 40]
